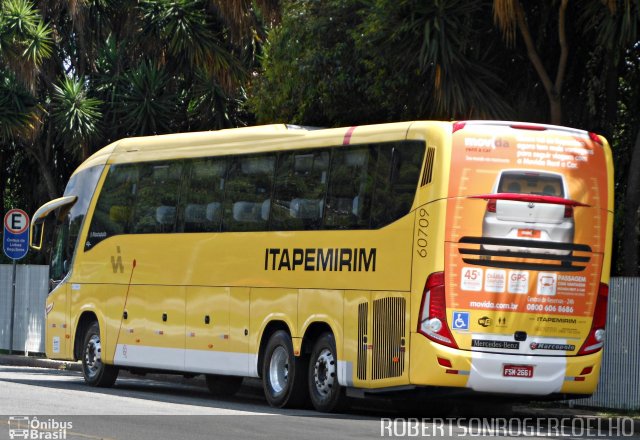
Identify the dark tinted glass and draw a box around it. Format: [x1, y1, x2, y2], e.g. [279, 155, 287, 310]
[84, 140, 425, 245]
[324, 147, 372, 229]
[182, 158, 227, 232]
[370, 141, 424, 228]
[49, 165, 103, 280]
[223, 155, 275, 232]
[130, 162, 183, 233]
[271, 150, 329, 230]
[85, 164, 138, 250]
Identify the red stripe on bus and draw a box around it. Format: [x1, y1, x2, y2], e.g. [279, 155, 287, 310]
[343, 126, 357, 145]
[469, 193, 589, 207]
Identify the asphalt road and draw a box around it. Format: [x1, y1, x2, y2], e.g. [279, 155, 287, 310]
[0, 365, 637, 440]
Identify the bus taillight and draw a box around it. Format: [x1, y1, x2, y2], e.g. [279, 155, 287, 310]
[578, 283, 609, 355]
[418, 272, 458, 349]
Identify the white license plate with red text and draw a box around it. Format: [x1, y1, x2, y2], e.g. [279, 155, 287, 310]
[503, 364, 534, 378]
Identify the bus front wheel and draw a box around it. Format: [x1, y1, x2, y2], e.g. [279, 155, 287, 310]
[308, 332, 346, 412]
[81, 322, 119, 387]
[262, 330, 308, 408]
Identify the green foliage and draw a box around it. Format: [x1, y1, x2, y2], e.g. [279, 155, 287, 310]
[0, 0, 52, 77]
[250, 0, 378, 126]
[118, 61, 175, 136]
[0, 0, 270, 211]
[250, 0, 511, 126]
[0, 71, 36, 140]
[51, 77, 103, 157]
[187, 69, 248, 130]
[359, 0, 510, 119]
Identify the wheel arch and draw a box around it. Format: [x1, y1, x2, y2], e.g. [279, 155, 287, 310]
[73, 310, 101, 361]
[300, 321, 335, 357]
[256, 320, 292, 378]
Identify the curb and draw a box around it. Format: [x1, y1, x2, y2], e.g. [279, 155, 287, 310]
[0, 354, 80, 372]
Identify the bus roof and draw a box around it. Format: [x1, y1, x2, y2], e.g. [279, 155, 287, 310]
[72, 120, 607, 175]
[74, 122, 421, 173]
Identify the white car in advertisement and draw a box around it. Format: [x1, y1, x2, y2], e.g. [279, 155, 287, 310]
[479, 169, 577, 255]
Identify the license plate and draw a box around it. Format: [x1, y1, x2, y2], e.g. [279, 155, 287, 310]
[518, 229, 541, 238]
[503, 364, 534, 378]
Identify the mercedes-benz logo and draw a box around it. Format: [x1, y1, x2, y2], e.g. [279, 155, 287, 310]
[528, 202, 535, 208]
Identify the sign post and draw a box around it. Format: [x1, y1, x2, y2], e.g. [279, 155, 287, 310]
[3, 209, 30, 354]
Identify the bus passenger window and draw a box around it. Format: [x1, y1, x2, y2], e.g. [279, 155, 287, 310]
[131, 162, 182, 234]
[370, 141, 424, 228]
[86, 164, 138, 249]
[223, 155, 275, 232]
[271, 150, 329, 231]
[182, 158, 227, 232]
[324, 147, 372, 229]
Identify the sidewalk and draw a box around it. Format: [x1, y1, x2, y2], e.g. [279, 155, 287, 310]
[0, 353, 79, 371]
[1, 353, 638, 431]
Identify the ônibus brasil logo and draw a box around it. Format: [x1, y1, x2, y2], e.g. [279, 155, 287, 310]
[7, 416, 72, 439]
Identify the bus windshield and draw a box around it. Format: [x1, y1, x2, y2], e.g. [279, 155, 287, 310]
[49, 165, 104, 288]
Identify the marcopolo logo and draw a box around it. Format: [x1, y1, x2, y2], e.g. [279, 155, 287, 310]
[7, 416, 72, 439]
[530, 342, 576, 351]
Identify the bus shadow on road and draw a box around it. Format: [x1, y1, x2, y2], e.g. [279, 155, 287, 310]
[1, 366, 522, 421]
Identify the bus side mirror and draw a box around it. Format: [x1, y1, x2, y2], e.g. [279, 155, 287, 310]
[29, 195, 78, 251]
[30, 220, 45, 251]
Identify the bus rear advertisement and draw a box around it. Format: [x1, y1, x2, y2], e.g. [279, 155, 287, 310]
[30, 120, 613, 412]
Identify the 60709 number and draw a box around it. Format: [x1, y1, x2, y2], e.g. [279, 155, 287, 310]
[416, 208, 430, 258]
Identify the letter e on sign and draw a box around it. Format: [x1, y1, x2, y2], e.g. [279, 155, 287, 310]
[4, 209, 29, 234]
[3, 208, 30, 260]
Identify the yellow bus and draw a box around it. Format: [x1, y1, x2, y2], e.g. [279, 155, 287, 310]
[30, 121, 613, 412]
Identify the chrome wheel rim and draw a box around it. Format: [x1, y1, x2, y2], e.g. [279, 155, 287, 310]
[84, 334, 102, 378]
[269, 346, 289, 396]
[313, 348, 336, 397]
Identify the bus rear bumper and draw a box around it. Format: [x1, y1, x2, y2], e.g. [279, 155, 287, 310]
[409, 333, 602, 396]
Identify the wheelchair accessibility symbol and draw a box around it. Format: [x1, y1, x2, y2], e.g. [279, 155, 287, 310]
[452, 312, 470, 330]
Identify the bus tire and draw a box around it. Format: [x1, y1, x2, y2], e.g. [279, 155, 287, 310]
[308, 332, 346, 412]
[262, 330, 308, 408]
[205, 374, 243, 397]
[81, 322, 118, 387]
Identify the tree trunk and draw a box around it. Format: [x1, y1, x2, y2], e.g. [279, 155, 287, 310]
[25, 145, 59, 200]
[622, 128, 640, 276]
[549, 94, 562, 126]
[514, 0, 568, 126]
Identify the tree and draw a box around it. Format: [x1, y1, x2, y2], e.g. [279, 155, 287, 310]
[250, 0, 512, 126]
[0, 0, 276, 213]
[493, 0, 569, 125]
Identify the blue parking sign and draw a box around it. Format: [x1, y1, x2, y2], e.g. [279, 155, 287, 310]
[452, 311, 470, 330]
[3, 209, 30, 260]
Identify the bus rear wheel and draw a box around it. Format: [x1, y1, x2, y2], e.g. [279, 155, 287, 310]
[81, 322, 119, 387]
[205, 374, 243, 397]
[262, 330, 308, 408]
[308, 332, 346, 412]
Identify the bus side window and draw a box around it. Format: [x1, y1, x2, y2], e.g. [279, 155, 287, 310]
[324, 147, 373, 230]
[370, 141, 424, 228]
[85, 164, 138, 250]
[130, 162, 182, 234]
[223, 154, 275, 232]
[271, 150, 329, 231]
[182, 158, 227, 232]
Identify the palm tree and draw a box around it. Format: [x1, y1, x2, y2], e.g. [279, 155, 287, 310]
[1, 0, 278, 207]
